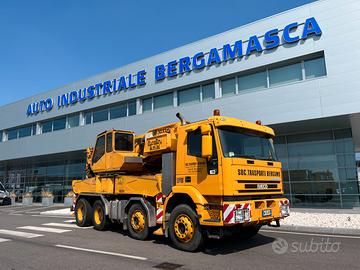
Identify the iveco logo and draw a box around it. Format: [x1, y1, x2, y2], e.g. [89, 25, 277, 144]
[257, 184, 268, 189]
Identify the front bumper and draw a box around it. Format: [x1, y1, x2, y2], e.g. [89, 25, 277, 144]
[222, 198, 289, 225]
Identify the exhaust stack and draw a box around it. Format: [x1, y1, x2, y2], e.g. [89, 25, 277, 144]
[176, 113, 189, 125]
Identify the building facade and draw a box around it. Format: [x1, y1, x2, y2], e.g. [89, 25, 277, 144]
[0, 0, 359, 208]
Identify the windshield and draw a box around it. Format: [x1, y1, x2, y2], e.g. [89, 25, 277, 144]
[115, 133, 133, 151]
[218, 126, 277, 161]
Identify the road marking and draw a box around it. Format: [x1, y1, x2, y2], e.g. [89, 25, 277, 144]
[63, 220, 76, 223]
[10, 205, 58, 214]
[31, 215, 73, 218]
[262, 229, 360, 239]
[17, 226, 71, 234]
[1, 205, 35, 212]
[0, 238, 11, 243]
[0, 229, 43, 238]
[42, 223, 90, 229]
[55, 245, 147, 261]
[9, 213, 23, 216]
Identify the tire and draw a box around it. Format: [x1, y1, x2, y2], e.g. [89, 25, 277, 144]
[75, 198, 93, 227]
[235, 224, 261, 239]
[92, 200, 109, 231]
[127, 203, 150, 240]
[169, 204, 204, 252]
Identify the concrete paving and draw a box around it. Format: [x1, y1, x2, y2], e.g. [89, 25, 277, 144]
[0, 205, 359, 270]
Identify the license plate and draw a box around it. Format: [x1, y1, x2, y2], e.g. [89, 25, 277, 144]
[262, 209, 272, 217]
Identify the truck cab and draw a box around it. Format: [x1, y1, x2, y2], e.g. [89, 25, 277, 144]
[90, 130, 143, 174]
[171, 114, 287, 225]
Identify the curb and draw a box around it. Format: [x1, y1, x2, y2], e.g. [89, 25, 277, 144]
[261, 224, 360, 236]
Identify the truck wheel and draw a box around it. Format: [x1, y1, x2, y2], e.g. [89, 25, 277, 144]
[92, 200, 109, 231]
[75, 198, 92, 227]
[169, 204, 204, 252]
[127, 203, 149, 240]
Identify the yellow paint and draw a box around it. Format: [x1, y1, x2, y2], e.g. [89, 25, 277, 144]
[153, 227, 164, 236]
[94, 206, 102, 225]
[130, 210, 145, 232]
[77, 204, 84, 222]
[174, 214, 194, 243]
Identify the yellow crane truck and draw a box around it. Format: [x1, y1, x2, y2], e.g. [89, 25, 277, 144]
[72, 110, 290, 251]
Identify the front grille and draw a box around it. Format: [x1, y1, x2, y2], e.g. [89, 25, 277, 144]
[237, 189, 282, 193]
[244, 184, 278, 189]
[236, 179, 282, 194]
[237, 180, 280, 184]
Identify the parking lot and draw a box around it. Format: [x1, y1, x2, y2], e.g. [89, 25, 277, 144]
[0, 204, 359, 270]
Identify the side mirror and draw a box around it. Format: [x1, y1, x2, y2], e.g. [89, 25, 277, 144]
[201, 125, 213, 159]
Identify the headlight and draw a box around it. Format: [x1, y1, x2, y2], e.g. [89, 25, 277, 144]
[235, 208, 251, 223]
[280, 205, 290, 217]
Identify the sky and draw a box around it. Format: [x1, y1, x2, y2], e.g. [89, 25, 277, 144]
[0, 0, 317, 106]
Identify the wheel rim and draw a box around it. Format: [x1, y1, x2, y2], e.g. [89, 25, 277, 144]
[174, 214, 194, 243]
[94, 206, 102, 225]
[77, 204, 84, 222]
[130, 210, 145, 232]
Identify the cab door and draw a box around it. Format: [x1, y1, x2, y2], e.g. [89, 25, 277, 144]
[176, 125, 221, 196]
[91, 134, 106, 173]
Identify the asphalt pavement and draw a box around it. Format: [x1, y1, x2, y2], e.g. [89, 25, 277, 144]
[0, 204, 359, 270]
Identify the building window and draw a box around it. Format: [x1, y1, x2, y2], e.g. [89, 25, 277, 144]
[7, 128, 18, 140]
[221, 77, 236, 97]
[67, 114, 79, 128]
[42, 121, 52, 133]
[238, 71, 267, 92]
[142, 97, 152, 113]
[154, 93, 173, 110]
[178, 86, 200, 106]
[304, 57, 326, 79]
[128, 100, 136, 116]
[18, 125, 32, 138]
[53, 117, 66, 131]
[32, 124, 37, 135]
[93, 108, 108, 123]
[110, 103, 127, 119]
[269, 63, 302, 87]
[85, 112, 92, 125]
[202, 83, 215, 101]
[274, 128, 359, 208]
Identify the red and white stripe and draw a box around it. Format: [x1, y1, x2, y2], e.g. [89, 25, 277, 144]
[279, 199, 289, 206]
[223, 203, 251, 224]
[223, 204, 236, 224]
[156, 208, 163, 224]
[156, 193, 163, 204]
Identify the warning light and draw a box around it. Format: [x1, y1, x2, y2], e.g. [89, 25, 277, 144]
[256, 120, 262, 125]
[213, 109, 221, 116]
